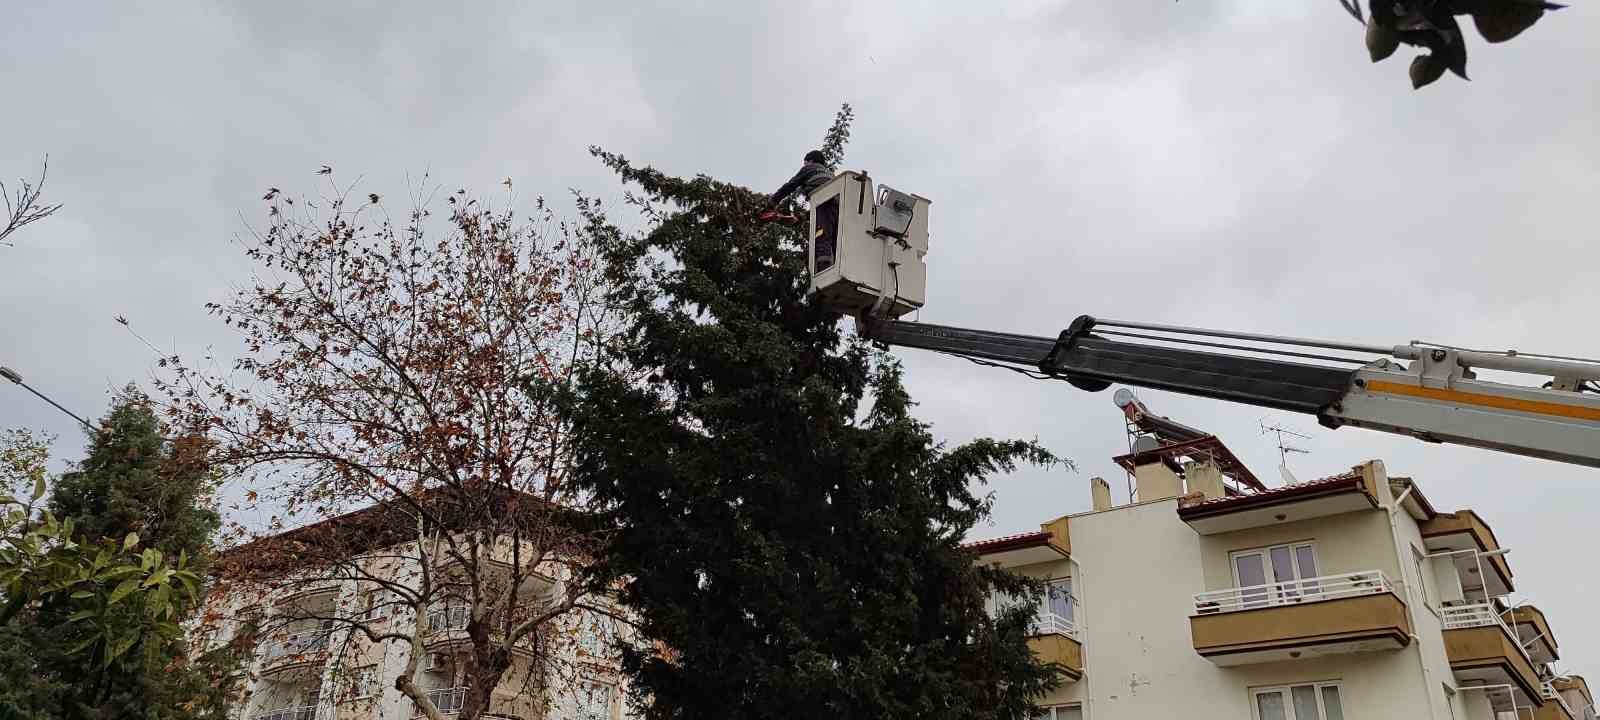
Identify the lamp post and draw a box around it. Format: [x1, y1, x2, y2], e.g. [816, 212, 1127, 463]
[0, 365, 98, 433]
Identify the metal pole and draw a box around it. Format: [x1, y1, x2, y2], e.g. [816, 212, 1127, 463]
[1093, 318, 1395, 355]
[1, 366, 98, 433]
[1477, 552, 1487, 601]
[1454, 350, 1600, 380]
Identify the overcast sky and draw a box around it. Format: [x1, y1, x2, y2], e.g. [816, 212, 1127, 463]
[3, 0, 1596, 673]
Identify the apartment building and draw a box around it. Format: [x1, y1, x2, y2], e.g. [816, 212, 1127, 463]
[199, 501, 630, 720]
[970, 428, 1593, 720]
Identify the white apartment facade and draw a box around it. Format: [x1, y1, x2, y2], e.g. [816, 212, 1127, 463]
[971, 435, 1593, 720]
[200, 506, 630, 720]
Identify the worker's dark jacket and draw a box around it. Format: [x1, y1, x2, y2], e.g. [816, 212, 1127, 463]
[769, 161, 832, 205]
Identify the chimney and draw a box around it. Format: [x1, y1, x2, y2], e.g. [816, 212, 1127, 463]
[1090, 477, 1114, 511]
[1134, 461, 1184, 501]
[1184, 460, 1226, 500]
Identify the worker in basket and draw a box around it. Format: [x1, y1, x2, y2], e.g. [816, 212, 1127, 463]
[759, 150, 831, 222]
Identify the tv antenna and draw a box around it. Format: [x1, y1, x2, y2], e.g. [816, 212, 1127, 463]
[1259, 419, 1312, 482]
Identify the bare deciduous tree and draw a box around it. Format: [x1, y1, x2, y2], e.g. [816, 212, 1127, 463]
[165, 177, 632, 720]
[2, 157, 63, 247]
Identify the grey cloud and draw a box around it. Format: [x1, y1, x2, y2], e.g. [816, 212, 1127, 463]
[3, 0, 1596, 673]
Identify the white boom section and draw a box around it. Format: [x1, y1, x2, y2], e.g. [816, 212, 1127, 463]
[1332, 346, 1600, 468]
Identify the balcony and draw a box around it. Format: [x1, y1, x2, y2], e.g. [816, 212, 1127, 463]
[252, 706, 316, 720]
[1509, 604, 1560, 664]
[1026, 611, 1084, 681]
[414, 687, 465, 717]
[259, 630, 331, 677]
[411, 687, 531, 720]
[1420, 510, 1514, 597]
[1189, 570, 1411, 666]
[423, 605, 514, 653]
[1441, 603, 1543, 708]
[1533, 682, 1578, 720]
[1551, 676, 1595, 720]
[273, 584, 338, 608]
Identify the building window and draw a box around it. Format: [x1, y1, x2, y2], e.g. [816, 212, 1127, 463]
[1045, 578, 1075, 623]
[344, 664, 377, 700]
[577, 682, 614, 720]
[1411, 546, 1432, 609]
[1253, 682, 1343, 720]
[357, 588, 390, 620]
[578, 615, 618, 658]
[1232, 543, 1319, 607]
[990, 578, 1077, 636]
[1033, 704, 1083, 720]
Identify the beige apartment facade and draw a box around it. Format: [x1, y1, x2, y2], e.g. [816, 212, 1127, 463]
[972, 436, 1593, 720]
[200, 505, 630, 720]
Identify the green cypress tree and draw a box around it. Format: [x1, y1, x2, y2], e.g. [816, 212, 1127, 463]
[10, 387, 238, 719]
[51, 385, 218, 563]
[569, 106, 1064, 720]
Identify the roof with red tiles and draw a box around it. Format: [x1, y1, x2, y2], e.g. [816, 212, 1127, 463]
[962, 530, 1053, 554]
[1177, 470, 1371, 519]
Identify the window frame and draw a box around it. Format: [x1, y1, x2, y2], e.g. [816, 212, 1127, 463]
[1251, 681, 1343, 720]
[1410, 545, 1433, 609]
[1033, 703, 1084, 720]
[577, 681, 616, 720]
[578, 614, 620, 658]
[1230, 542, 1320, 586]
[989, 576, 1077, 629]
[344, 664, 378, 701]
[356, 587, 390, 621]
[1230, 542, 1320, 606]
[1043, 576, 1075, 623]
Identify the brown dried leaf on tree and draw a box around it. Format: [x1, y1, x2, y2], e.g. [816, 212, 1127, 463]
[157, 179, 639, 720]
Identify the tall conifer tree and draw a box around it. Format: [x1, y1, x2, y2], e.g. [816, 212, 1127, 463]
[570, 106, 1064, 720]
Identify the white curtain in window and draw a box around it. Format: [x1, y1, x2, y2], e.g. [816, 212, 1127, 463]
[1046, 579, 1073, 621]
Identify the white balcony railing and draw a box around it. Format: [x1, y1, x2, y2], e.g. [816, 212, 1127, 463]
[261, 630, 331, 662]
[252, 705, 316, 720]
[1440, 602, 1514, 633]
[1029, 611, 1079, 639]
[1193, 570, 1394, 615]
[413, 687, 466, 717]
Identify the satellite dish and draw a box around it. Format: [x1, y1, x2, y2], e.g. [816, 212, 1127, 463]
[1113, 388, 1139, 409]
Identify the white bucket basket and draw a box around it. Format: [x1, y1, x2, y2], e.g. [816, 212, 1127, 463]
[807, 171, 929, 319]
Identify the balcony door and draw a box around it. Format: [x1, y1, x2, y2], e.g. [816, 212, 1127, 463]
[1045, 578, 1073, 623]
[1232, 543, 1318, 608]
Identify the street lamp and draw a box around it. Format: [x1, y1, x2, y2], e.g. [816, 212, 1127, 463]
[1, 365, 98, 433]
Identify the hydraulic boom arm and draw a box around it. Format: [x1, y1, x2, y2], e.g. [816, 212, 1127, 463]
[798, 169, 1600, 469]
[862, 315, 1600, 469]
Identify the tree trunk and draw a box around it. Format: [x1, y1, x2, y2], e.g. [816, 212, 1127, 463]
[460, 615, 512, 720]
